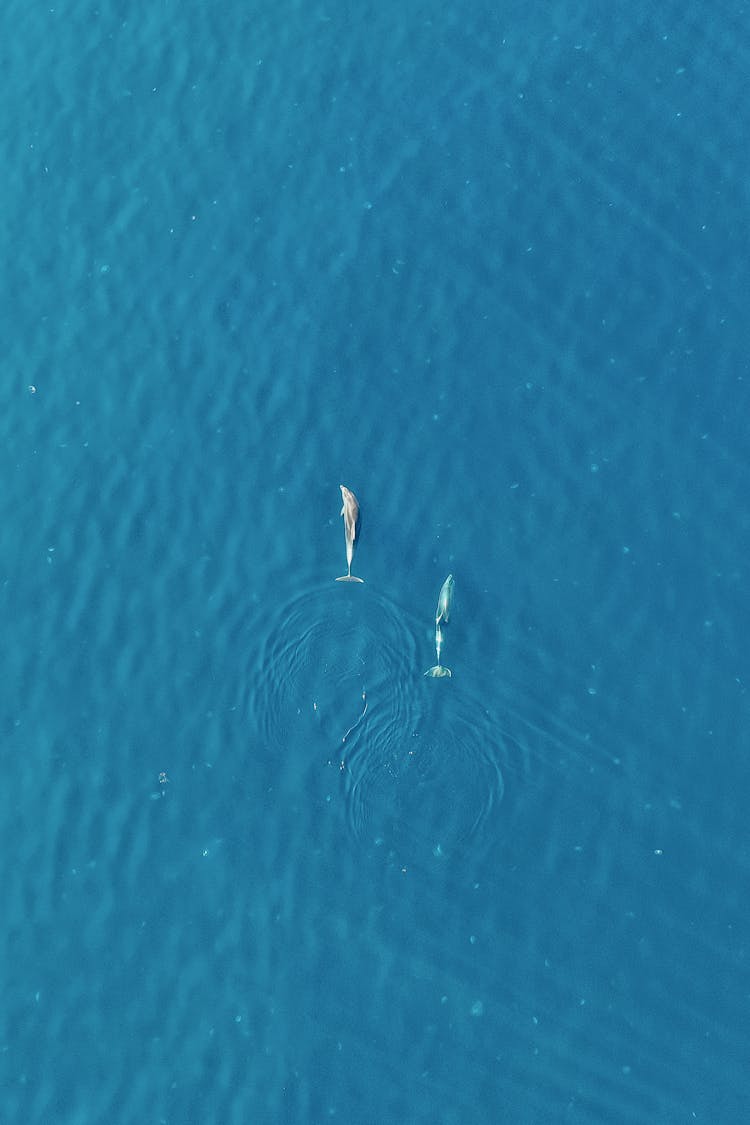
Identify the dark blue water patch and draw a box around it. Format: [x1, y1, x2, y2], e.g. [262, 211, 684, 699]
[2, 0, 749, 1121]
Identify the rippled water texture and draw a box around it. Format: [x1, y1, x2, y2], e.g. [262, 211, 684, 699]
[343, 686, 507, 862]
[248, 582, 519, 863]
[250, 582, 415, 752]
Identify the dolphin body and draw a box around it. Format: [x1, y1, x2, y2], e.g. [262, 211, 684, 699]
[424, 574, 454, 677]
[335, 485, 364, 583]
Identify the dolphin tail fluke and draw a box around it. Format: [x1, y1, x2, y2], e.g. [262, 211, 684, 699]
[335, 574, 365, 583]
[424, 664, 451, 678]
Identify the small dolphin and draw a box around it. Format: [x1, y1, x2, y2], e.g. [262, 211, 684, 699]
[435, 573, 454, 627]
[336, 484, 364, 583]
[425, 574, 454, 677]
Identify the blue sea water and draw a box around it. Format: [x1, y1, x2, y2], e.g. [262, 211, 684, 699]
[2, 1, 749, 1122]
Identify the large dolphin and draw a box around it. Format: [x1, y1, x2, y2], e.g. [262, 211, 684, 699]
[335, 485, 364, 583]
[424, 574, 454, 677]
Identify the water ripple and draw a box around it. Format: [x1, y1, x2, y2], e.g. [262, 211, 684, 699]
[249, 582, 417, 757]
[342, 685, 511, 863]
